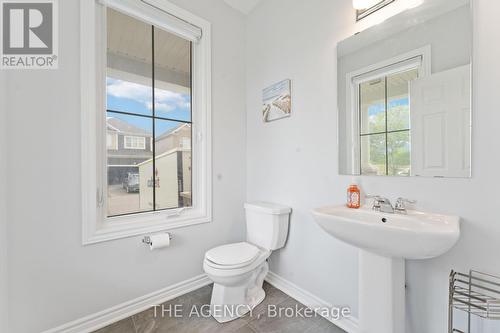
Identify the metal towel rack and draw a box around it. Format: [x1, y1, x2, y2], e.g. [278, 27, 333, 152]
[449, 270, 500, 333]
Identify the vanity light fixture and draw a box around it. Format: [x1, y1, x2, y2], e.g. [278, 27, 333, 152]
[354, 0, 396, 21]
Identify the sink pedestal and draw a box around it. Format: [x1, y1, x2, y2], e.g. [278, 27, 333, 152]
[359, 250, 405, 333]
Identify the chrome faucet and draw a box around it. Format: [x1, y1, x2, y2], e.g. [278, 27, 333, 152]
[370, 196, 394, 213]
[394, 197, 417, 214]
[367, 195, 416, 214]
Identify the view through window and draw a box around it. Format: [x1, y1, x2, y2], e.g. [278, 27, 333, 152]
[359, 68, 418, 176]
[106, 8, 192, 217]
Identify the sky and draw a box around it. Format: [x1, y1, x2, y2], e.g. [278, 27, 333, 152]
[106, 77, 191, 136]
[368, 97, 409, 116]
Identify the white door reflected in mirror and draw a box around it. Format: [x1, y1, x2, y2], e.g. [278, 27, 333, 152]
[410, 65, 471, 177]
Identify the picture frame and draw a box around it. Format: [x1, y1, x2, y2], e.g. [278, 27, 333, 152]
[262, 79, 292, 122]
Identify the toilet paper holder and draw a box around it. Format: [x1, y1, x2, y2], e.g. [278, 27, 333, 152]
[142, 233, 173, 246]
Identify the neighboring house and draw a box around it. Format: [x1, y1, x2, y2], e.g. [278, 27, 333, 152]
[138, 123, 192, 210]
[155, 123, 192, 154]
[107, 117, 153, 185]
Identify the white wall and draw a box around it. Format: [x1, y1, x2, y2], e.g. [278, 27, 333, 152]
[246, 0, 359, 318]
[0, 73, 9, 333]
[246, 0, 500, 332]
[3, 0, 247, 332]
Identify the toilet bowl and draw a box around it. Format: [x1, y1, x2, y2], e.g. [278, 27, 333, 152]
[203, 202, 291, 323]
[203, 242, 271, 322]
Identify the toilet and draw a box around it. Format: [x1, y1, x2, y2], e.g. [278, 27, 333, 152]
[203, 202, 291, 323]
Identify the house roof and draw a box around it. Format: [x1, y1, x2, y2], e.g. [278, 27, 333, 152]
[155, 123, 191, 142]
[107, 117, 152, 137]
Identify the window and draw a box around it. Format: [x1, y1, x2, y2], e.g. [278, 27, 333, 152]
[81, 0, 212, 244]
[344, 47, 430, 176]
[123, 136, 146, 150]
[358, 68, 418, 176]
[105, 7, 194, 217]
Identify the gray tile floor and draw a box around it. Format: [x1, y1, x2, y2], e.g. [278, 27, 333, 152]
[93, 282, 346, 333]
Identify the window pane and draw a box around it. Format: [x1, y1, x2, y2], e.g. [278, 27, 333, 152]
[105, 9, 195, 216]
[154, 27, 192, 122]
[107, 113, 153, 216]
[387, 69, 418, 131]
[106, 8, 153, 116]
[361, 134, 386, 176]
[360, 78, 386, 134]
[154, 120, 192, 210]
[388, 131, 411, 177]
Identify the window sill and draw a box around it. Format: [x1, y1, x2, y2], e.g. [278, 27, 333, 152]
[82, 208, 211, 245]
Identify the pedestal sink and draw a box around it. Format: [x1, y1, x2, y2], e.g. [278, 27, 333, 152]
[312, 205, 460, 333]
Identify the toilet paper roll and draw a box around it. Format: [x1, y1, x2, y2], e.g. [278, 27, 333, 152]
[149, 233, 171, 250]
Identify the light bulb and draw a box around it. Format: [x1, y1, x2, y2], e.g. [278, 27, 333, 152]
[352, 0, 380, 10]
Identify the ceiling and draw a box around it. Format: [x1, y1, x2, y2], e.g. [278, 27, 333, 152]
[107, 8, 190, 75]
[106, 8, 191, 91]
[223, 0, 263, 14]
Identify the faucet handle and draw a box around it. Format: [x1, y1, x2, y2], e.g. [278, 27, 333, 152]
[366, 195, 385, 210]
[394, 197, 416, 213]
[367, 195, 392, 203]
[366, 194, 382, 201]
[396, 197, 416, 205]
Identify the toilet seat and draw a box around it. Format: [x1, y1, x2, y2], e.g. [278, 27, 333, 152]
[205, 242, 260, 269]
[204, 248, 270, 279]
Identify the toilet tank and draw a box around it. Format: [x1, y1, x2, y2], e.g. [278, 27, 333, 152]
[244, 202, 292, 250]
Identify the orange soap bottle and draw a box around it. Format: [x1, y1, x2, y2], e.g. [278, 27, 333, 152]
[347, 182, 361, 209]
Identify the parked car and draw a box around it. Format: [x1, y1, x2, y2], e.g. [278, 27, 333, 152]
[123, 173, 140, 193]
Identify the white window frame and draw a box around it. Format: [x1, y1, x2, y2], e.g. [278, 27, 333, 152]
[81, 0, 212, 245]
[344, 46, 431, 174]
[124, 135, 146, 150]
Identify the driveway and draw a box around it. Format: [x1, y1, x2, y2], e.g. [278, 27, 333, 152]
[107, 184, 140, 216]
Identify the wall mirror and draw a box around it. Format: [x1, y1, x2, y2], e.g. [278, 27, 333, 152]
[338, 0, 472, 178]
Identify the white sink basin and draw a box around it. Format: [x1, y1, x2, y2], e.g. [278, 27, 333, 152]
[312, 205, 460, 259]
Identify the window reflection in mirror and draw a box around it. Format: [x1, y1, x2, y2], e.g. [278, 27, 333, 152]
[359, 69, 417, 176]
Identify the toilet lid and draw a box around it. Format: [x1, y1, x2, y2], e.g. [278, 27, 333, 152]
[205, 242, 260, 267]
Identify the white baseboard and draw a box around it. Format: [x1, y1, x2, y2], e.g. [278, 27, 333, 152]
[265, 271, 359, 333]
[42, 274, 211, 333]
[42, 271, 358, 333]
